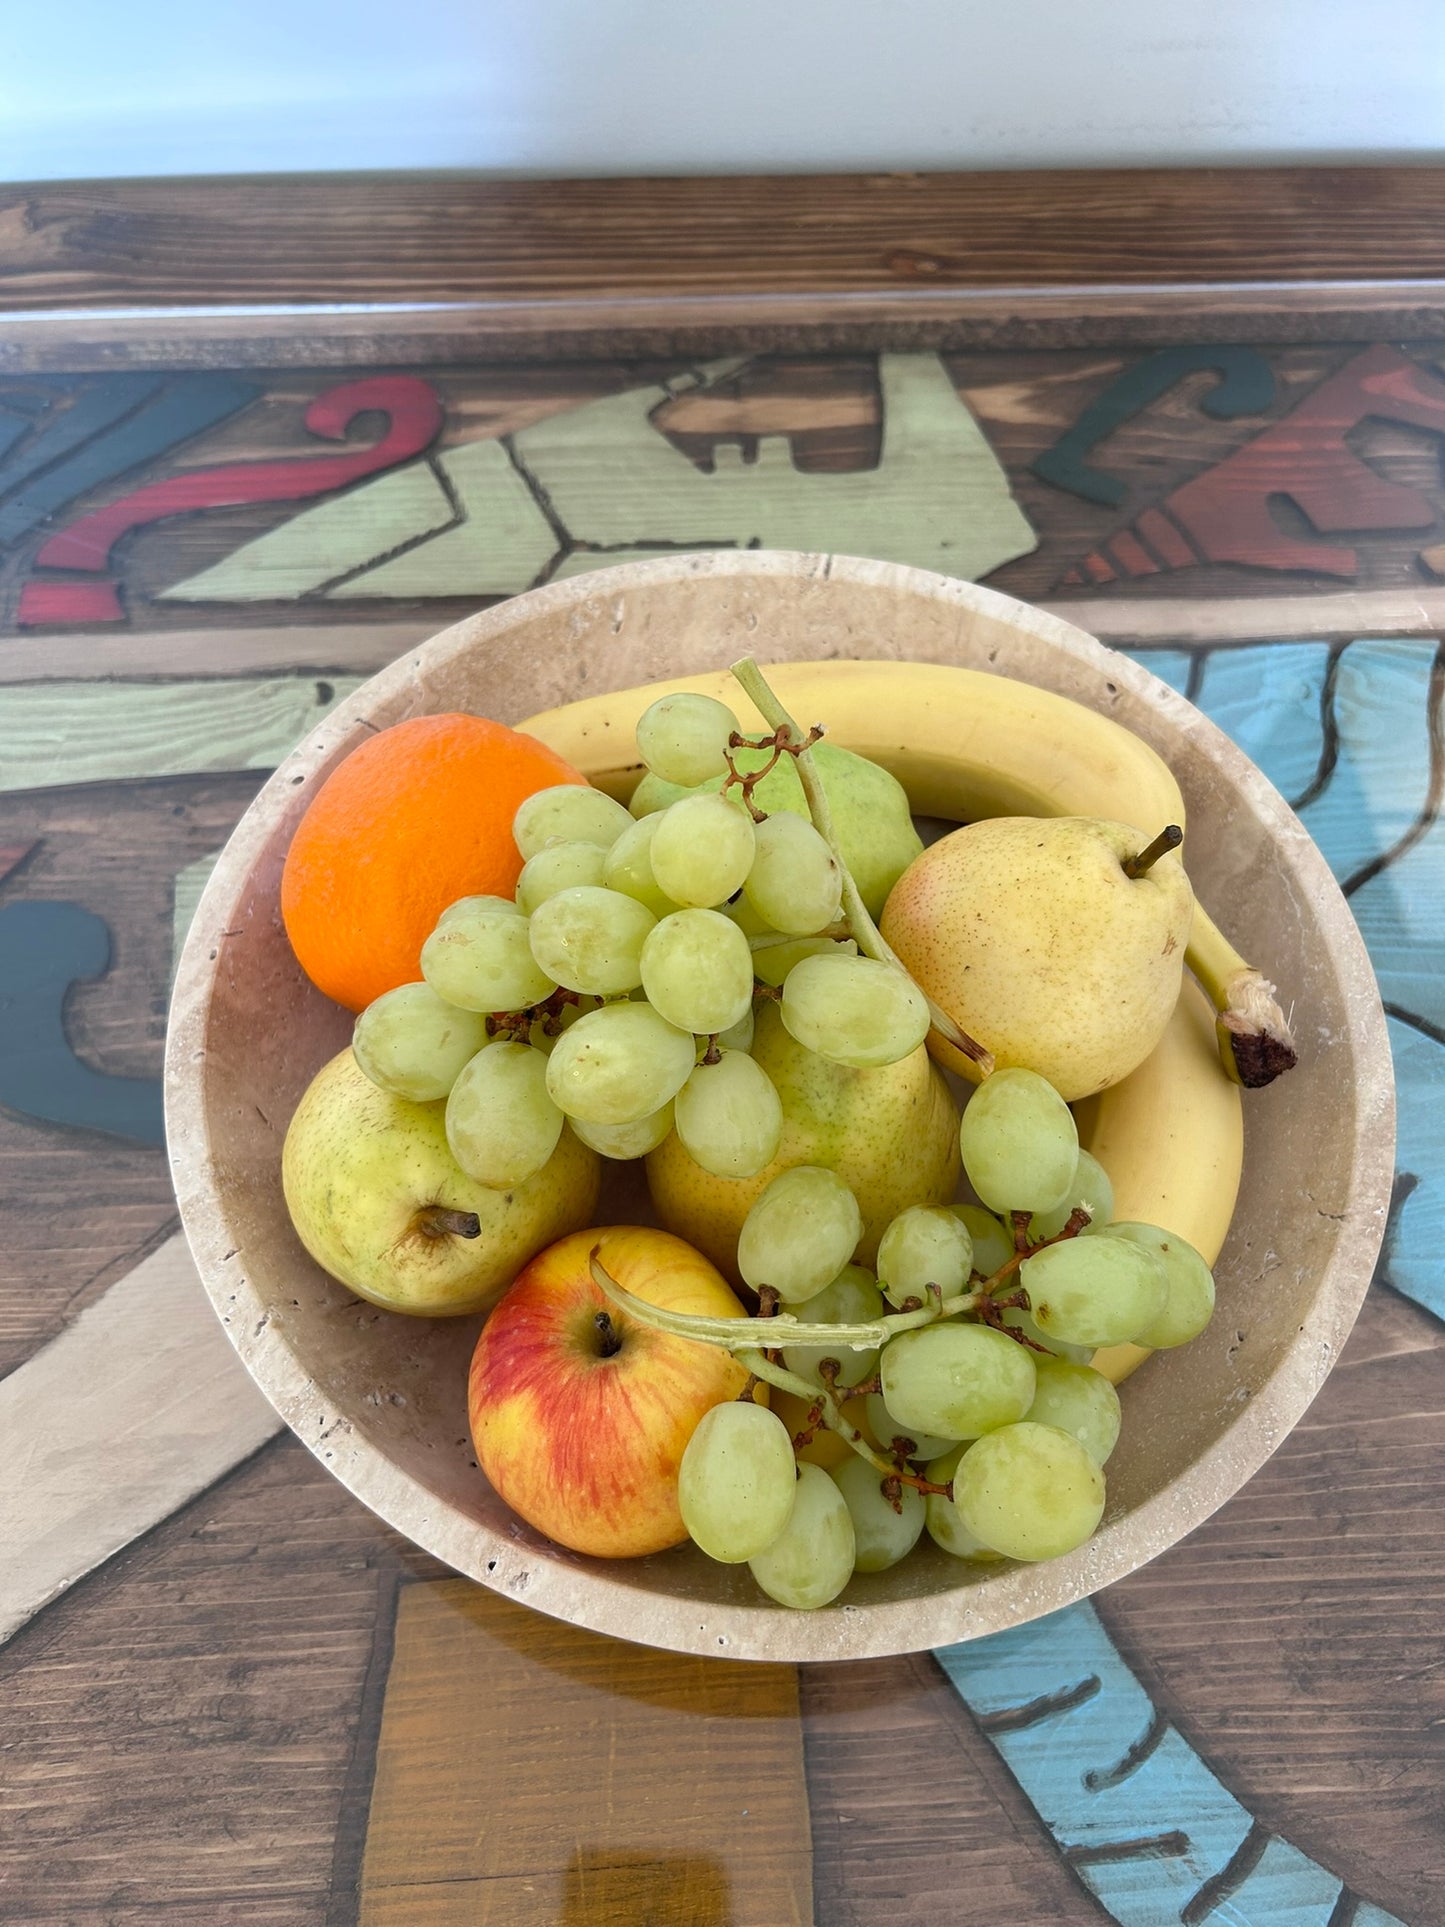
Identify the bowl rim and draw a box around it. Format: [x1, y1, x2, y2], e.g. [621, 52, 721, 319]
[165, 548, 1396, 1662]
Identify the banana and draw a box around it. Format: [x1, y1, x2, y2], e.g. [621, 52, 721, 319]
[520, 658, 1297, 1086]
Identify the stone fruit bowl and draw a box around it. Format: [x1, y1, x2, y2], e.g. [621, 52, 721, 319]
[165, 551, 1393, 1663]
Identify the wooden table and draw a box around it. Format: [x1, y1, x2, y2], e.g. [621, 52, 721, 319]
[1, 171, 1442, 1926]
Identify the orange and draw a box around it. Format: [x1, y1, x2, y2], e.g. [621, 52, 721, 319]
[281, 712, 586, 1012]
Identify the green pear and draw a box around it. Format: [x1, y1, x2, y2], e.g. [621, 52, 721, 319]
[646, 1001, 960, 1281]
[881, 816, 1194, 1102]
[630, 741, 922, 919]
[282, 1049, 601, 1316]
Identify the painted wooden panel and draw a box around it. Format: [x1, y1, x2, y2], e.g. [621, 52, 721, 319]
[1189, 642, 1331, 808]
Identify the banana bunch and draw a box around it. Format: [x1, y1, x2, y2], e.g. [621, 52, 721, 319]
[519, 657, 1263, 1381]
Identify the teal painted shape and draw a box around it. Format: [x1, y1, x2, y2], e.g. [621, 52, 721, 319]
[1296, 640, 1434, 885]
[1193, 1836, 1342, 1924]
[1190, 643, 1331, 808]
[1381, 1016, 1445, 1320]
[1349, 800, 1445, 1033]
[1120, 649, 1193, 698]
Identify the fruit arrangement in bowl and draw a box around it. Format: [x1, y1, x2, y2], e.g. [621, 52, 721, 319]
[165, 551, 1392, 1662]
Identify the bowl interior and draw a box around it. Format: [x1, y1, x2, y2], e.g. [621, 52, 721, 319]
[165, 552, 1394, 1663]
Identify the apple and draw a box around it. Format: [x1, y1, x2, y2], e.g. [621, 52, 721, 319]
[468, 1225, 754, 1558]
[281, 1048, 601, 1316]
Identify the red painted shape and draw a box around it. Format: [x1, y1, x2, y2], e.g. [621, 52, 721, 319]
[16, 580, 124, 626]
[1135, 506, 1199, 570]
[1106, 530, 1159, 576]
[1080, 551, 1117, 585]
[33, 376, 442, 574]
[0, 843, 36, 886]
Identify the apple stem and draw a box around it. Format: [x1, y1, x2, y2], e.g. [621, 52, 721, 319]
[1123, 824, 1184, 879]
[728, 655, 994, 1074]
[417, 1206, 482, 1241]
[593, 1310, 623, 1358]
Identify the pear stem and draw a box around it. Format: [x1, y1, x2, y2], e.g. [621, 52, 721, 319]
[416, 1206, 482, 1241]
[1123, 824, 1184, 879]
[728, 656, 994, 1073]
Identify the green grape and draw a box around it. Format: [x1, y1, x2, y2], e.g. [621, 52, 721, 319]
[602, 813, 686, 918]
[544, 1000, 696, 1125]
[515, 839, 609, 915]
[880, 1323, 1036, 1440]
[747, 1461, 856, 1609]
[1102, 1222, 1216, 1347]
[1021, 1236, 1168, 1347]
[1027, 1149, 1115, 1242]
[674, 1051, 783, 1179]
[952, 1422, 1106, 1562]
[737, 1166, 863, 1304]
[628, 769, 688, 819]
[639, 908, 754, 1035]
[750, 934, 857, 988]
[876, 1205, 973, 1309]
[958, 1068, 1079, 1214]
[635, 691, 741, 787]
[864, 1393, 955, 1463]
[420, 898, 557, 1013]
[723, 891, 777, 938]
[526, 886, 657, 997]
[782, 1264, 883, 1389]
[445, 1041, 563, 1187]
[953, 1205, 1015, 1281]
[677, 1401, 797, 1563]
[512, 784, 634, 859]
[743, 811, 843, 936]
[650, 793, 757, 908]
[923, 1446, 1005, 1562]
[1023, 1356, 1121, 1465]
[830, 1454, 925, 1573]
[714, 1004, 755, 1054]
[437, 893, 520, 920]
[568, 1101, 675, 1160]
[780, 953, 930, 1069]
[352, 982, 490, 1101]
[997, 1302, 1094, 1366]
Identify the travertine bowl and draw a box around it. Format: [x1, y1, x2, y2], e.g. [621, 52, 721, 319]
[165, 551, 1393, 1663]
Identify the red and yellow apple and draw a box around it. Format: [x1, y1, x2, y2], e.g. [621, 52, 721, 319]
[468, 1225, 754, 1558]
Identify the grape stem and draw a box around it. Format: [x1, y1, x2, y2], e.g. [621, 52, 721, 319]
[728, 655, 994, 1074]
[736, 1348, 944, 1493]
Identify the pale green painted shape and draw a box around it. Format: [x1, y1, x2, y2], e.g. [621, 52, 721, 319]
[0, 676, 365, 794]
[514, 352, 1037, 580]
[171, 850, 222, 985]
[158, 461, 456, 602]
[551, 546, 731, 580]
[333, 437, 558, 597]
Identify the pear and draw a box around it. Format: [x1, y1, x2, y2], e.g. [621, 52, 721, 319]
[880, 817, 1194, 1102]
[630, 742, 922, 919]
[646, 1001, 960, 1281]
[282, 1048, 601, 1316]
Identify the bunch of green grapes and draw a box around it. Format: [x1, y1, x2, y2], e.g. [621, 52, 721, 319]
[349, 691, 931, 1191]
[675, 1070, 1217, 1609]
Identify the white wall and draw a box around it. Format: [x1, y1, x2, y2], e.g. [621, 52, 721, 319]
[3, 0, 1443, 183]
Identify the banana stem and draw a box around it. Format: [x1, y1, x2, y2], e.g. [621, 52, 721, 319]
[1187, 905, 1299, 1088]
[729, 655, 994, 1074]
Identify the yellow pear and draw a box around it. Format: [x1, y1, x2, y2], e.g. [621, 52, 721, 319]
[881, 817, 1194, 1102]
[646, 1001, 960, 1282]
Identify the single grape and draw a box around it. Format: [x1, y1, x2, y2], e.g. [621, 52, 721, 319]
[880, 1323, 1037, 1440]
[743, 811, 843, 936]
[1028, 1149, 1115, 1242]
[544, 1000, 696, 1125]
[513, 784, 634, 859]
[750, 934, 857, 988]
[526, 886, 657, 997]
[737, 1166, 864, 1304]
[445, 1041, 563, 1187]
[650, 793, 757, 908]
[628, 769, 688, 819]
[1023, 1356, 1121, 1465]
[953, 1205, 1016, 1281]
[436, 894, 521, 921]
[1102, 1222, 1216, 1347]
[677, 1401, 798, 1563]
[636, 691, 741, 787]
[864, 1393, 956, 1464]
[782, 1263, 884, 1390]
[959, 1068, 1079, 1214]
[603, 813, 685, 919]
[352, 982, 489, 1101]
[723, 891, 777, 939]
[674, 1051, 783, 1179]
[515, 839, 609, 915]
[639, 908, 754, 1035]
[997, 1302, 1094, 1366]
[830, 1454, 925, 1573]
[952, 1422, 1106, 1562]
[420, 898, 556, 1013]
[747, 1461, 856, 1609]
[1021, 1236, 1168, 1347]
[567, 1102, 674, 1160]
[923, 1445, 1005, 1561]
[780, 953, 930, 1069]
[876, 1205, 974, 1309]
